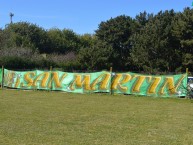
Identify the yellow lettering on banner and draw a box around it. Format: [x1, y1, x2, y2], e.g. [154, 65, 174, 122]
[160, 77, 175, 95]
[33, 72, 50, 88]
[91, 73, 110, 90]
[112, 74, 132, 92]
[70, 74, 91, 90]
[132, 75, 152, 93]
[159, 75, 186, 95]
[175, 74, 186, 92]
[23, 72, 36, 87]
[112, 74, 122, 90]
[147, 77, 161, 94]
[6, 72, 15, 87]
[48, 72, 67, 88]
[91, 74, 103, 90]
[14, 77, 20, 88]
[100, 73, 110, 90]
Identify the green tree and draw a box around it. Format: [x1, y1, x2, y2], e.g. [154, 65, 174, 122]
[131, 10, 180, 72]
[135, 11, 153, 27]
[78, 40, 114, 70]
[79, 33, 96, 48]
[47, 28, 66, 53]
[4, 22, 51, 53]
[47, 28, 81, 54]
[95, 15, 138, 70]
[172, 7, 193, 71]
[62, 29, 81, 53]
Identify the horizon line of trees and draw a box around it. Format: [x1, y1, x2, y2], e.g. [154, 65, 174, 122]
[0, 7, 193, 73]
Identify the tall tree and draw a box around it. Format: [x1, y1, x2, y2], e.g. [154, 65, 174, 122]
[131, 10, 180, 72]
[79, 33, 96, 48]
[172, 7, 193, 71]
[95, 15, 138, 70]
[47, 28, 81, 54]
[78, 40, 113, 70]
[4, 22, 51, 53]
[135, 11, 153, 27]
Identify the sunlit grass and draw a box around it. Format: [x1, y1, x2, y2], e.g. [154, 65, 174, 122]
[0, 89, 193, 145]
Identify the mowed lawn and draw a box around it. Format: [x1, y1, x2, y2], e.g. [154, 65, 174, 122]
[0, 90, 193, 145]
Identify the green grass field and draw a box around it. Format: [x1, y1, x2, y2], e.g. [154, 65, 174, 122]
[0, 89, 193, 145]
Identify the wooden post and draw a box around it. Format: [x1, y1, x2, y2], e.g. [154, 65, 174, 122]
[1, 66, 4, 89]
[110, 67, 113, 95]
[186, 68, 189, 75]
[50, 66, 53, 91]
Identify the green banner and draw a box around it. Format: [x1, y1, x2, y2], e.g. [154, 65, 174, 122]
[3, 69, 187, 97]
[3, 69, 111, 93]
[112, 72, 187, 97]
[0, 68, 2, 84]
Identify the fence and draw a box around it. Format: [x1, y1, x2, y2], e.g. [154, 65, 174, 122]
[0, 67, 188, 97]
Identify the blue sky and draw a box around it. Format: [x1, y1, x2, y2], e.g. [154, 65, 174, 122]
[0, 0, 192, 34]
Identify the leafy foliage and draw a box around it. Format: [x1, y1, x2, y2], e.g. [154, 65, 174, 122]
[3, 22, 51, 53]
[0, 8, 193, 72]
[131, 10, 183, 72]
[95, 15, 138, 70]
[78, 40, 113, 70]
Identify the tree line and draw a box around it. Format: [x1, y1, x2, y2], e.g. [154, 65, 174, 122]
[0, 7, 193, 73]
